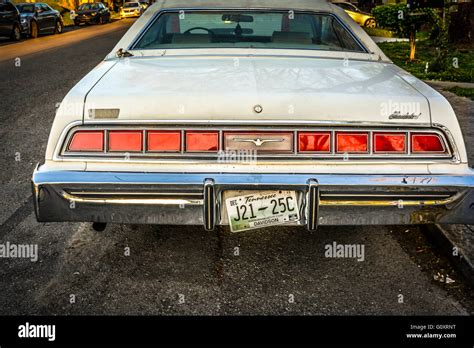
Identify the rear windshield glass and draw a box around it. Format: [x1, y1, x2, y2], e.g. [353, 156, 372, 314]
[78, 4, 100, 10]
[133, 11, 364, 52]
[17, 4, 35, 13]
[124, 3, 139, 8]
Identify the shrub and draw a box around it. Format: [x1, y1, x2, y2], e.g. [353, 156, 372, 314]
[372, 4, 408, 37]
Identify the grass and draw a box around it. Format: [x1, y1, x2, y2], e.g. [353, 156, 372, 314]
[378, 40, 474, 83]
[446, 87, 474, 100]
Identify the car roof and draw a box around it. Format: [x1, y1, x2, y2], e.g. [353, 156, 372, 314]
[152, 0, 332, 11]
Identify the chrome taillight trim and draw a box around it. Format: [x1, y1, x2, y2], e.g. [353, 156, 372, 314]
[58, 124, 454, 161]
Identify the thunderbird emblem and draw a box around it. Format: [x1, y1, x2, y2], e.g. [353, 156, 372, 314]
[232, 138, 284, 147]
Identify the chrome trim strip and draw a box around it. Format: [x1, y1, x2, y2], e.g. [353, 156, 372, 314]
[61, 191, 203, 205]
[319, 198, 455, 207]
[320, 193, 452, 198]
[67, 191, 203, 196]
[33, 170, 474, 187]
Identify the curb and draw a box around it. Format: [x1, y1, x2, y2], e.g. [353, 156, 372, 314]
[425, 224, 474, 286]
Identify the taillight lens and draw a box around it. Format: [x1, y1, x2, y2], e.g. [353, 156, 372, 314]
[108, 131, 142, 152]
[185, 131, 219, 152]
[374, 133, 406, 153]
[411, 133, 445, 153]
[147, 131, 181, 152]
[68, 131, 104, 152]
[336, 132, 368, 153]
[298, 132, 331, 152]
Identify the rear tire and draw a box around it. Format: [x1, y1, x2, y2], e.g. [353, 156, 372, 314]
[30, 20, 38, 38]
[11, 24, 21, 41]
[55, 20, 63, 34]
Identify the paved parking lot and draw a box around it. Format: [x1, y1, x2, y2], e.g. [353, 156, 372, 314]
[0, 20, 473, 315]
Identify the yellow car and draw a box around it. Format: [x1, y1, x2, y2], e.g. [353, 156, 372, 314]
[333, 2, 377, 28]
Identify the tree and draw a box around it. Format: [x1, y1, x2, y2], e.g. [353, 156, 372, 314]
[373, 3, 428, 61]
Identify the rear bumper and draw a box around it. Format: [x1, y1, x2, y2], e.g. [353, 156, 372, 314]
[32, 165, 474, 229]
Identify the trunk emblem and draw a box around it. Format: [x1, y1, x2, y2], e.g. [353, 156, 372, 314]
[253, 105, 263, 113]
[232, 138, 284, 147]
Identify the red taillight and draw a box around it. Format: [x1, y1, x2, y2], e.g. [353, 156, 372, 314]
[108, 131, 143, 152]
[68, 131, 104, 152]
[374, 133, 406, 153]
[185, 131, 219, 152]
[336, 132, 368, 153]
[411, 133, 445, 153]
[147, 131, 181, 152]
[298, 132, 331, 152]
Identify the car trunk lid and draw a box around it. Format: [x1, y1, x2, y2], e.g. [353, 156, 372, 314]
[84, 56, 431, 125]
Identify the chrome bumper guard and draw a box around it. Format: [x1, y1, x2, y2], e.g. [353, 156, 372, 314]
[32, 165, 474, 229]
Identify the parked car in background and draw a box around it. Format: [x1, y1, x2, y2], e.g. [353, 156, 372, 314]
[33, 0, 474, 233]
[16, 2, 63, 38]
[0, 1, 21, 40]
[120, 2, 143, 18]
[333, 1, 376, 28]
[74, 2, 110, 26]
[138, 0, 150, 10]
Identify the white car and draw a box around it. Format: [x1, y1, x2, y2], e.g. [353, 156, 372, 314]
[32, 0, 474, 233]
[120, 1, 143, 18]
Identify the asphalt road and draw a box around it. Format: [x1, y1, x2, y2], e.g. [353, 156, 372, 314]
[0, 21, 473, 315]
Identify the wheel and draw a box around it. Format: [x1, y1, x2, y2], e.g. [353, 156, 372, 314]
[11, 24, 21, 41]
[30, 20, 38, 38]
[99, 15, 104, 24]
[55, 20, 63, 34]
[364, 18, 376, 28]
[74, 21, 79, 26]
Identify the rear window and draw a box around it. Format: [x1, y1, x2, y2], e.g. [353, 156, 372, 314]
[124, 3, 139, 8]
[17, 4, 35, 13]
[133, 10, 365, 52]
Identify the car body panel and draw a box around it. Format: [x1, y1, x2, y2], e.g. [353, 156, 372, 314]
[0, 1, 20, 38]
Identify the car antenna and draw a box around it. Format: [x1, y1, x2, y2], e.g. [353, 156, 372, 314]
[116, 48, 134, 58]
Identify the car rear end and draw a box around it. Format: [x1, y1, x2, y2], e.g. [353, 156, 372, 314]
[32, 3, 474, 232]
[120, 3, 141, 18]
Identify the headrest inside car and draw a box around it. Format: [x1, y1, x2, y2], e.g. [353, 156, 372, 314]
[272, 31, 312, 44]
[171, 34, 211, 44]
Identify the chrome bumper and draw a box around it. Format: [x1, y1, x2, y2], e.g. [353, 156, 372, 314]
[32, 165, 474, 229]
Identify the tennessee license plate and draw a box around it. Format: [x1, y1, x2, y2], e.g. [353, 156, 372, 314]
[225, 190, 300, 232]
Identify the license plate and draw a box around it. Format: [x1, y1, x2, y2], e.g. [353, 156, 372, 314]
[225, 190, 300, 232]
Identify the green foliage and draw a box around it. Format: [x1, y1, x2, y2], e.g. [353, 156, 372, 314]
[372, 4, 408, 37]
[446, 87, 474, 100]
[378, 41, 474, 83]
[372, 4, 433, 37]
